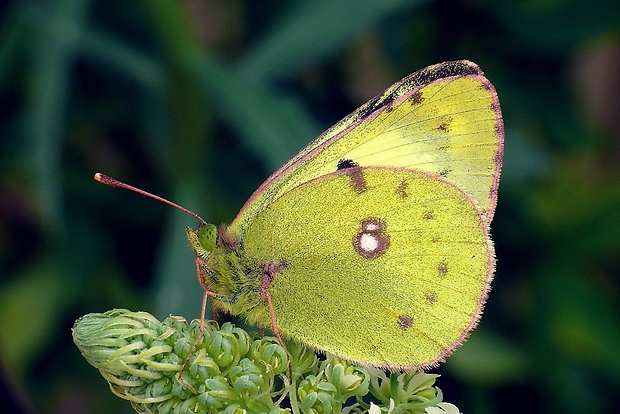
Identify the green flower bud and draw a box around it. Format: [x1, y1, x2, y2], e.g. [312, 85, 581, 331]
[199, 376, 238, 408]
[297, 373, 338, 413]
[220, 322, 252, 357]
[229, 358, 267, 395]
[203, 325, 242, 369]
[287, 341, 319, 377]
[249, 337, 289, 376]
[321, 356, 369, 400]
[367, 368, 443, 413]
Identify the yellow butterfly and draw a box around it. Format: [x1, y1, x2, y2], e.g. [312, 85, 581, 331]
[97, 60, 503, 371]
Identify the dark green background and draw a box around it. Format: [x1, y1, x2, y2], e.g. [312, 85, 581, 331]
[1, 1, 619, 413]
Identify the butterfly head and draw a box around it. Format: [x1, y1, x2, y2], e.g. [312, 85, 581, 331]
[186, 223, 217, 259]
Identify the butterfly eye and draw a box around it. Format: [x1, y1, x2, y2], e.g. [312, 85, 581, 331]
[197, 223, 217, 252]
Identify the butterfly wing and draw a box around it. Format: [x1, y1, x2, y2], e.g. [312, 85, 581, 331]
[242, 167, 494, 369]
[231, 60, 504, 239]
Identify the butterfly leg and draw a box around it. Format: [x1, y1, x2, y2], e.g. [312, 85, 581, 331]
[259, 262, 289, 352]
[261, 269, 293, 380]
[195, 256, 219, 320]
[262, 286, 286, 351]
[178, 257, 217, 380]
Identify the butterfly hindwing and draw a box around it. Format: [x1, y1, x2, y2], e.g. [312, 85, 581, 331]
[242, 167, 493, 369]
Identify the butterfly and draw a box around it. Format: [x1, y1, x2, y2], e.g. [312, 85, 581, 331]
[96, 60, 503, 371]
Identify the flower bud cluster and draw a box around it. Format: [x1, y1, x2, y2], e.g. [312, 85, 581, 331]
[73, 309, 458, 414]
[73, 309, 287, 413]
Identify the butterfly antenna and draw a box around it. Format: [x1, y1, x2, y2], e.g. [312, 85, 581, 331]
[94, 173, 208, 226]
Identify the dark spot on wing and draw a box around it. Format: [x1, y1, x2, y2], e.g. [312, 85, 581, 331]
[396, 180, 409, 198]
[425, 292, 437, 305]
[337, 159, 359, 170]
[438, 261, 449, 277]
[398, 315, 414, 330]
[341, 165, 368, 193]
[438, 168, 452, 178]
[409, 91, 424, 106]
[437, 117, 452, 132]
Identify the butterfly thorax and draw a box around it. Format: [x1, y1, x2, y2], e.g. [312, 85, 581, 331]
[186, 224, 271, 327]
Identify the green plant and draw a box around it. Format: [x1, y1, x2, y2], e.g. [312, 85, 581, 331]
[73, 309, 458, 414]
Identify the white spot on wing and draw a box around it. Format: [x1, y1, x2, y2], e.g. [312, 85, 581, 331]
[359, 233, 379, 253]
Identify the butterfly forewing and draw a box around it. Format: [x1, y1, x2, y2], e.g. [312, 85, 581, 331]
[232, 60, 503, 238]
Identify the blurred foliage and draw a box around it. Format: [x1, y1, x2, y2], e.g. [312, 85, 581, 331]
[0, 0, 619, 413]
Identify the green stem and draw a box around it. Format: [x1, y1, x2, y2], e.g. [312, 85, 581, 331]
[288, 370, 301, 414]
